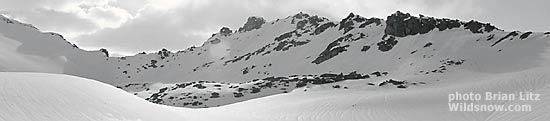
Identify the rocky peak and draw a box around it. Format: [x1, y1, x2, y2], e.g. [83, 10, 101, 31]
[295, 15, 328, 30]
[342, 13, 359, 21]
[385, 11, 500, 37]
[385, 11, 429, 37]
[463, 20, 500, 33]
[338, 12, 382, 34]
[157, 48, 171, 59]
[99, 48, 109, 57]
[338, 13, 359, 34]
[219, 27, 232, 36]
[238, 16, 266, 32]
[293, 12, 311, 19]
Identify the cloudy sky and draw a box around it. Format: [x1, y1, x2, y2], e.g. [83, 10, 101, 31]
[0, 0, 548, 56]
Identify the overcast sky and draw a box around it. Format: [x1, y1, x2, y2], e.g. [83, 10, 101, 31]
[1, 0, 549, 56]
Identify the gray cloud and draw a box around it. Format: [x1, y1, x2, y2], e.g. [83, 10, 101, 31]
[107, 0, 148, 15]
[1, 8, 98, 37]
[74, 0, 484, 55]
[0, 0, 70, 10]
[74, 0, 314, 54]
[0, 0, 130, 39]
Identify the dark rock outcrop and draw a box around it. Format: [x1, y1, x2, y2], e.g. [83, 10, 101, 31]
[385, 11, 499, 37]
[157, 48, 171, 59]
[210, 38, 221, 44]
[339, 13, 382, 34]
[360, 46, 371, 52]
[192, 84, 207, 89]
[233, 92, 244, 97]
[420, 59, 465, 74]
[378, 79, 409, 88]
[423, 42, 433, 48]
[219, 27, 232, 36]
[242, 67, 249, 75]
[210, 92, 220, 98]
[463, 20, 497, 33]
[273, 39, 310, 51]
[312, 33, 365, 64]
[435, 18, 461, 31]
[312, 22, 337, 35]
[520, 32, 533, 40]
[293, 13, 327, 30]
[358, 18, 382, 28]
[339, 13, 358, 34]
[491, 31, 519, 47]
[275, 30, 299, 42]
[385, 11, 434, 37]
[238, 16, 266, 32]
[377, 35, 398, 52]
[293, 12, 310, 19]
[99, 48, 109, 57]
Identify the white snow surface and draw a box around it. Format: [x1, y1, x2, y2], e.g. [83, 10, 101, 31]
[0, 72, 186, 121]
[189, 67, 550, 121]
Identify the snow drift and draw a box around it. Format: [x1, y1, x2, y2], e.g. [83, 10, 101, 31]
[0, 72, 186, 121]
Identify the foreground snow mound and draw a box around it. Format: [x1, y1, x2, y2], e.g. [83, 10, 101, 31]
[0, 72, 186, 121]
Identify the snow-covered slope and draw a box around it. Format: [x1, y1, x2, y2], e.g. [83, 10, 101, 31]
[0, 72, 187, 121]
[180, 65, 550, 121]
[1, 11, 549, 85]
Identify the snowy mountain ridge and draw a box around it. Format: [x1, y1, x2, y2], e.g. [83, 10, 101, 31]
[1, 11, 550, 108]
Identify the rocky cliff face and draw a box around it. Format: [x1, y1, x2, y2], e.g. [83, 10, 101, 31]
[219, 27, 233, 36]
[385, 11, 500, 37]
[238, 16, 266, 32]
